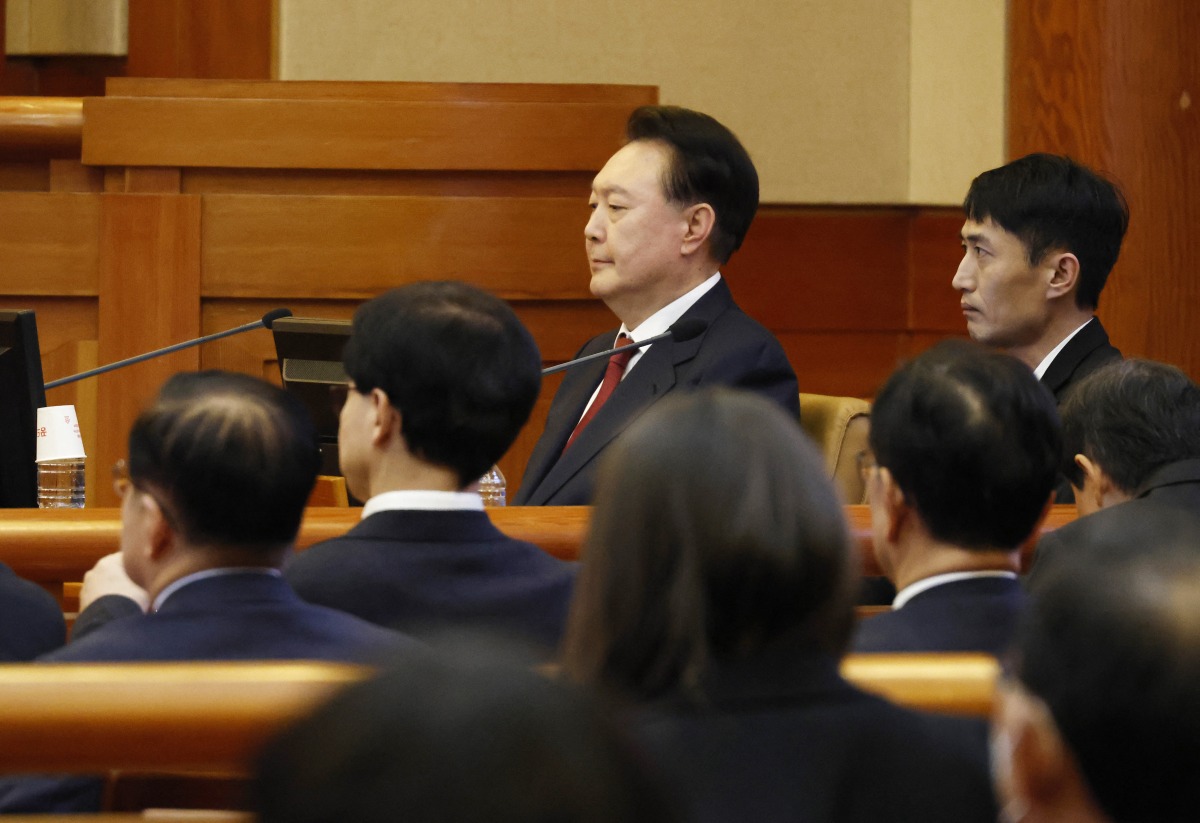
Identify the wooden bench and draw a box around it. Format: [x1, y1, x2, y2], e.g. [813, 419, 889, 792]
[2, 505, 1077, 610]
[0, 654, 997, 774]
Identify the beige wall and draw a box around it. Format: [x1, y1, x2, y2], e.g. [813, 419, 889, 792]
[277, 0, 1005, 204]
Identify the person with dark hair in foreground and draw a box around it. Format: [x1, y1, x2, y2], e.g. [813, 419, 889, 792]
[955, 153, 1127, 402]
[994, 514, 1200, 823]
[1029, 358, 1200, 583]
[0, 371, 418, 814]
[852, 340, 1060, 655]
[515, 105, 798, 506]
[254, 643, 678, 823]
[284, 282, 576, 651]
[562, 388, 996, 823]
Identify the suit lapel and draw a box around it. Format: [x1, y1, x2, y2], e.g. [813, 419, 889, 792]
[1041, 317, 1108, 396]
[522, 280, 733, 505]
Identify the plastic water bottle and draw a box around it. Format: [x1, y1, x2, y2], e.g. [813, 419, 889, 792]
[37, 458, 86, 508]
[478, 465, 506, 508]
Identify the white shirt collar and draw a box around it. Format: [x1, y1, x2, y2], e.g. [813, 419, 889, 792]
[892, 570, 1017, 609]
[1033, 317, 1094, 379]
[152, 567, 282, 612]
[361, 489, 483, 520]
[618, 273, 721, 374]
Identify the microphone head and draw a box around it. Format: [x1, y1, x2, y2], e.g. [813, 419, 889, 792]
[668, 318, 708, 342]
[260, 308, 293, 329]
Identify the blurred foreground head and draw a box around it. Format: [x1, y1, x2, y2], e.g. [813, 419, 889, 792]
[562, 388, 854, 699]
[254, 644, 675, 823]
[996, 510, 1200, 823]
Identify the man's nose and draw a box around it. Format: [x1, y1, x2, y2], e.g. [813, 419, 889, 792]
[584, 208, 603, 241]
[952, 255, 974, 291]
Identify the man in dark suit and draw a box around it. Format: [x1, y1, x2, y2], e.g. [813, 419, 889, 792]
[515, 106, 798, 506]
[954, 153, 1127, 404]
[995, 526, 1200, 823]
[0, 370, 417, 814]
[1029, 359, 1200, 584]
[284, 282, 576, 651]
[0, 563, 64, 661]
[852, 341, 1061, 655]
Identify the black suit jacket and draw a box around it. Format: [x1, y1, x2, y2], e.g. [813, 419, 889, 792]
[1030, 458, 1200, 586]
[515, 279, 799, 506]
[0, 573, 418, 814]
[284, 509, 576, 651]
[0, 561, 65, 661]
[1041, 316, 1122, 403]
[632, 643, 997, 823]
[851, 576, 1025, 656]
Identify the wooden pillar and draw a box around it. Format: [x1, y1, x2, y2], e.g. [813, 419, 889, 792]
[95, 193, 201, 506]
[1009, 0, 1200, 379]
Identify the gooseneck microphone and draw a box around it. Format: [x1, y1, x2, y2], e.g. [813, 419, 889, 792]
[45, 308, 293, 390]
[541, 318, 708, 376]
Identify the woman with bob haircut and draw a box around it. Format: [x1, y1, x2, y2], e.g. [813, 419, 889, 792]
[561, 388, 996, 823]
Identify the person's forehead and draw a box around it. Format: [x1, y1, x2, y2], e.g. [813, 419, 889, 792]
[591, 140, 670, 197]
[961, 217, 1021, 247]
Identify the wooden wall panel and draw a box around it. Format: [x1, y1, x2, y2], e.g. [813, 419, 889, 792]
[124, 0, 273, 80]
[0, 193, 99, 294]
[83, 99, 637, 172]
[200, 195, 590, 301]
[1009, 0, 1200, 380]
[725, 210, 910, 332]
[94, 194, 201, 506]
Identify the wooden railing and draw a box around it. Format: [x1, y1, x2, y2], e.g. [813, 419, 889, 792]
[0, 97, 83, 158]
[0, 505, 1076, 602]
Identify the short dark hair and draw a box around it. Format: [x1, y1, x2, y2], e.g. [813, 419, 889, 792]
[870, 340, 1061, 550]
[626, 106, 759, 265]
[1060, 359, 1200, 492]
[128, 371, 321, 550]
[1016, 514, 1200, 823]
[963, 153, 1129, 310]
[562, 389, 855, 700]
[254, 644, 677, 823]
[343, 281, 542, 488]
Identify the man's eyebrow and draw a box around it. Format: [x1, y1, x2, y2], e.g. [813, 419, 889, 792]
[961, 231, 987, 244]
[591, 183, 630, 197]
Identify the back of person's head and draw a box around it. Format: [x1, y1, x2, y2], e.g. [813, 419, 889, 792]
[1060, 358, 1200, 494]
[128, 370, 320, 550]
[342, 281, 541, 487]
[562, 388, 854, 700]
[870, 339, 1061, 550]
[253, 644, 676, 823]
[963, 153, 1128, 310]
[1014, 515, 1200, 822]
[625, 105, 758, 265]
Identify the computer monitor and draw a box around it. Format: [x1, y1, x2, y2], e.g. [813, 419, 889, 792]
[271, 316, 352, 477]
[0, 310, 47, 508]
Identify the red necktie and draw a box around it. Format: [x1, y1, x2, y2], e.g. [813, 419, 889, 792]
[564, 334, 634, 452]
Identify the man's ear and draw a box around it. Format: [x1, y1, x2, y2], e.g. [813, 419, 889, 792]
[877, 467, 909, 545]
[1044, 250, 1081, 301]
[1073, 453, 1112, 514]
[369, 387, 400, 448]
[996, 682, 1097, 819]
[142, 494, 175, 561]
[680, 203, 716, 256]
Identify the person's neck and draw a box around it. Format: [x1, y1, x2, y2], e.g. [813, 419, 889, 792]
[608, 266, 716, 331]
[144, 544, 287, 603]
[888, 528, 1019, 593]
[366, 457, 464, 497]
[1007, 309, 1095, 370]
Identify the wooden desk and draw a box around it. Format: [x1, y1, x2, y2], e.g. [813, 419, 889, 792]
[0, 505, 1077, 593]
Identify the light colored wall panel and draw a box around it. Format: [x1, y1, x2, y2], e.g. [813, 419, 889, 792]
[908, 0, 1006, 204]
[5, 0, 127, 56]
[277, 0, 916, 203]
